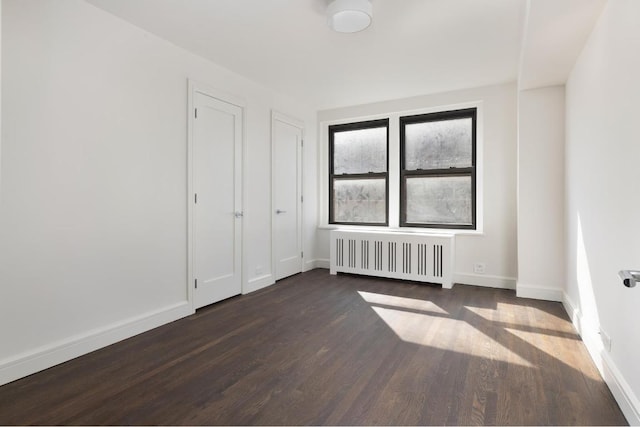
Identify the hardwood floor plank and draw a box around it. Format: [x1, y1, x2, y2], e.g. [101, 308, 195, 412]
[0, 270, 628, 426]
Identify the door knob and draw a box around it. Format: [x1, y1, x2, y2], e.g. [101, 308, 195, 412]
[234, 211, 243, 218]
[276, 209, 287, 214]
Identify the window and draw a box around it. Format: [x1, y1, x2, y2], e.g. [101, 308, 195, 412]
[329, 119, 389, 225]
[400, 108, 476, 229]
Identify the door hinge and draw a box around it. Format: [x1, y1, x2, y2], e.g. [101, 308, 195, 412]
[194, 193, 198, 204]
[195, 108, 198, 119]
[301, 139, 304, 147]
[301, 251, 304, 258]
[301, 195, 304, 203]
[195, 278, 198, 289]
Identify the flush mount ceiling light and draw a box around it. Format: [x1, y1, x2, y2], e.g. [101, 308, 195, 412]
[327, 0, 373, 33]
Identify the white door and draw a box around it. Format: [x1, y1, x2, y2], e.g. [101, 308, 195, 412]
[272, 113, 303, 281]
[193, 91, 243, 309]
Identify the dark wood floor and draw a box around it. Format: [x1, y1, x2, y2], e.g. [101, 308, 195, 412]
[0, 269, 627, 425]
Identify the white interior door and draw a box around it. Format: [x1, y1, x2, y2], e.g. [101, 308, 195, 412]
[272, 113, 303, 281]
[193, 91, 243, 309]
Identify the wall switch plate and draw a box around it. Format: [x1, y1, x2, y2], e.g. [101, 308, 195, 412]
[473, 262, 486, 274]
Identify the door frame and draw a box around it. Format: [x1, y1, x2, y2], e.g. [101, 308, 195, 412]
[271, 110, 305, 281]
[187, 79, 247, 310]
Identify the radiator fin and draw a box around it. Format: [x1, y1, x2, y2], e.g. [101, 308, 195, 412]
[418, 243, 427, 276]
[348, 239, 356, 268]
[433, 244, 443, 277]
[360, 240, 369, 270]
[375, 241, 383, 271]
[388, 242, 397, 273]
[402, 242, 411, 274]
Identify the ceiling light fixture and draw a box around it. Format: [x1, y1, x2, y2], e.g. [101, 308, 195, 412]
[327, 0, 373, 33]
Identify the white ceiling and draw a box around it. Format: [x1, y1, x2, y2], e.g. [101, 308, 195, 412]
[85, 0, 605, 110]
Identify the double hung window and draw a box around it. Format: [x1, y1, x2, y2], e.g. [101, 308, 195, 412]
[329, 119, 389, 225]
[328, 107, 476, 230]
[400, 108, 476, 229]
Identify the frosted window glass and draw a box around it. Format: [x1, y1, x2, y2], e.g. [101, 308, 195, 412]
[405, 118, 472, 170]
[333, 179, 386, 223]
[405, 176, 472, 224]
[334, 127, 387, 174]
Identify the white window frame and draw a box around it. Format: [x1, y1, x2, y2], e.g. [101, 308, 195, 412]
[318, 101, 484, 235]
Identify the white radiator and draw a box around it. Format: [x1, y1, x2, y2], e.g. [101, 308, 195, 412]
[330, 230, 455, 289]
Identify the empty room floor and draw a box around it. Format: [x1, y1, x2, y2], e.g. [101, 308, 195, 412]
[0, 269, 627, 425]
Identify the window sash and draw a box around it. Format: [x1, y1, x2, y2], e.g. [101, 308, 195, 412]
[329, 119, 389, 225]
[399, 108, 476, 229]
[400, 169, 476, 229]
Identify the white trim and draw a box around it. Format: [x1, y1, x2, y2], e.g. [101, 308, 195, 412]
[189, 79, 247, 108]
[240, 96, 248, 295]
[0, 302, 192, 387]
[561, 292, 582, 333]
[318, 100, 484, 232]
[317, 223, 483, 236]
[272, 110, 304, 129]
[454, 273, 516, 289]
[187, 80, 196, 311]
[561, 292, 640, 425]
[304, 259, 330, 271]
[270, 110, 305, 282]
[561, 292, 604, 371]
[515, 282, 563, 301]
[244, 274, 275, 294]
[602, 352, 640, 426]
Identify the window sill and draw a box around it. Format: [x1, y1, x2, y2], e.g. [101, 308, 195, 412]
[317, 224, 484, 236]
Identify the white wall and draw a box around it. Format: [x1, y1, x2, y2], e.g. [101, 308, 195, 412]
[0, 0, 2, 204]
[0, 0, 317, 385]
[516, 86, 565, 301]
[316, 83, 518, 288]
[565, 0, 640, 423]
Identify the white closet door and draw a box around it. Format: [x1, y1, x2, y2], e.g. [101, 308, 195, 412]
[193, 91, 242, 309]
[273, 114, 303, 281]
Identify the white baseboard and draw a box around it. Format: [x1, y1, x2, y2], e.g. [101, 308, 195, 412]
[454, 273, 516, 289]
[561, 293, 586, 340]
[516, 282, 563, 302]
[0, 301, 193, 387]
[244, 274, 275, 294]
[561, 292, 640, 426]
[602, 351, 640, 426]
[304, 258, 330, 272]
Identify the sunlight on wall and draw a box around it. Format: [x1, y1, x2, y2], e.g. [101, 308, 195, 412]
[575, 213, 600, 334]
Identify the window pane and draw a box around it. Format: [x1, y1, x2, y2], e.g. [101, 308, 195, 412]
[405, 118, 472, 170]
[333, 178, 386, 223]
[334, 127, 387, 174]
[405, 176, 472, 225]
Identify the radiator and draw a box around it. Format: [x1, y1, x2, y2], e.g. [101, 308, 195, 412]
[330, 230, 455, 289]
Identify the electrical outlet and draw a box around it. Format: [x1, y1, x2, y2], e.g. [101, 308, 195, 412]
[599, 328, 612, 352]
[473, 262, 486, 274]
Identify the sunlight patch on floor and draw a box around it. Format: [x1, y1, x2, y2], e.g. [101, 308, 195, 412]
[504, 327, 602, 381]
[358, 291, 448, 315]
[369, 305, 534, 368]
[466, 304, 574, 334]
